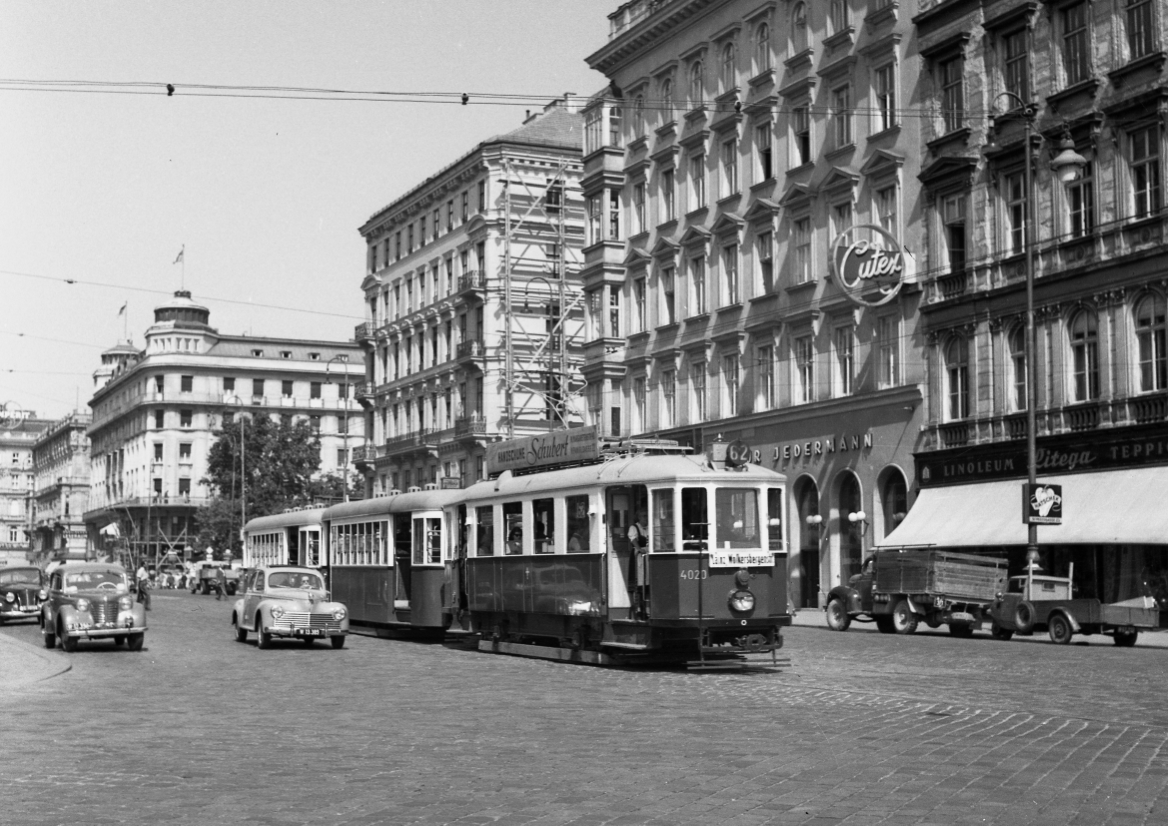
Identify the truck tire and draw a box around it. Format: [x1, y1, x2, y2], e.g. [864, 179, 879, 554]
[875, 616, 895, 634]
[948, 622, 974, 638]
[1014, 601, 1036, 633]
[1113, 629, 1138, 647]
[891, 600, 918, 634]
[825, 598, 851, 632]
[990, 622, 1014, 641]
[1047, 612, 1073, 645]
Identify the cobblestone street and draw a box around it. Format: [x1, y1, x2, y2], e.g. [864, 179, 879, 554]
[2, 591, 1165, 825]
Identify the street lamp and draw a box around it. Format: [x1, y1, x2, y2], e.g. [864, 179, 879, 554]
[326, 355, 350, 503]
[225, 396, 246, 555]
[985, 93, 1087, 586]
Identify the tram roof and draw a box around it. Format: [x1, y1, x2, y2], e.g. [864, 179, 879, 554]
[323, 489, 465, 521]
[243, 508, 327, 532]
[462, 454, 786, 501]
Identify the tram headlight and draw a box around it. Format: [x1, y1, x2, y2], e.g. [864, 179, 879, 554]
[728, 590, 755, 613]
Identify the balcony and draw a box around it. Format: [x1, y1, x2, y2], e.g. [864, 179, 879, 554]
[382, 429, 441, 459]
[937, 422, 971, 448]
[1125, 393, 1168, 424]
[1062, 402, 1100, 432]
[455, 414, 488, 438]
[354, 382, 374, 408]
[457, 271, 487, 295]
[354, 321, 375, 343]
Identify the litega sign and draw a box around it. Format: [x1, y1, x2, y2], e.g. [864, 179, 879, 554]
[831, 224, 911, 307]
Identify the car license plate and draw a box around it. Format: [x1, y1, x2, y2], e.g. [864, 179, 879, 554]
[299, 628, 324, 636]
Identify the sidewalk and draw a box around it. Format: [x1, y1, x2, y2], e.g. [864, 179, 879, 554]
[0, 632, 70, 690]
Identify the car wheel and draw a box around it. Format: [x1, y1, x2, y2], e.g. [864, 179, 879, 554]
[234, 617, 248, 643]
[1048, 613, 1073, 645]
[1113, 629, 1138, 647]
[990, 623, 1014, 641]
[127, 633, 145, 651]
[201, 583, 210, 595]
[43, 622, 56, 649]
[303, 636, 316, 646]
[61, 633, 78, 653]
[330, 635, 346, 649]
[257, 615, 272, 649]
[113, 636, 125, 646]
[948, 622, 974, 638]
[824, 598, 851, 632]
[891, 600, 918, 635]
[874, 615, 895, 634]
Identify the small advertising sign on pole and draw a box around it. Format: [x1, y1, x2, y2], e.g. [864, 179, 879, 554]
[1022, 483, 1063, 525]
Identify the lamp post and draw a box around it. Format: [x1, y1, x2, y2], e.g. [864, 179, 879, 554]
[326, 355, 350, 502]
[987, 94, 1087, 586]
[225, 396, 245, 558]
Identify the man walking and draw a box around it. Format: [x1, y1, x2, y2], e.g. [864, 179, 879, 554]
[135, 562, 152, 611]
[215, 565, 227, 600]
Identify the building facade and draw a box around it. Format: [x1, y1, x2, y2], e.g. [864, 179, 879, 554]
[354, 96, 587, 495]
[584, 0, 926, 608]
[893, 0, 1168, 603]
[29, 412, 92, 566]
[0, 410, 50, 567]
[84, 291, 365, 564]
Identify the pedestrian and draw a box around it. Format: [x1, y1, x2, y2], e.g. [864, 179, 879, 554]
[215, 565, 227, 600]
[627, 509, 648, 619]
[135, 563, 151, 611]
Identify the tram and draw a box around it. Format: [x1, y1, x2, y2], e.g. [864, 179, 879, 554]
[323, 489, 464, 633]
[455, 427, 791, 666]
[242, 507, 327, 569]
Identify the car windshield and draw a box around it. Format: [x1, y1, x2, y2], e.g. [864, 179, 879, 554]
[0, 569, 41, 586]
[267, 572, 322, 590]
[64, 570, 127, 592]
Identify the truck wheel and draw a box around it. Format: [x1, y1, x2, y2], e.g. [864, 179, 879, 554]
[990, 623, 1014, 641]
[1113, 630, 1138, 647]
[875, 616, 895, 634]
[1048, 613, 1073, 645]
[1014, 601, 1036, 633]
[891, 600, 918, 635]
[948, 622, 974, 638]
[825, 598, 851, 632]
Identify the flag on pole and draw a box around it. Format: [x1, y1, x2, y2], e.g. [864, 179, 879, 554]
[173, 246, 184, 265]
[118, 302, 127, 316]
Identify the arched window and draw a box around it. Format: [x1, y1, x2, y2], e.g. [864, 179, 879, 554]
[792, 2, 809, 54]
[945, 335, 969, 420]
[689, 59, 704, 107]
[755, 22, 772, 73]
[720, 41, 736, 92]
[837, 472, 863, 583]
[1008, 325, 1027, 411]
[660, 77, 673, 123]
[878, 468, 908, 543]
[1069, 310, 1099, 401]
[1135, 294, 1167, 392]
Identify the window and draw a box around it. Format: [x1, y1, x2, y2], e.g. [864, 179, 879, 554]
[720, 41, 736, 92]
[943, 193, 967, 274]
[282, 380, 293, 398]
[633, 94, 645, 136]
[876, 184, 899, 238]
[153, 443, 163, 461]
[689, 152, 706, 210]
[608, 287, 621, 337]
[829, 325, 853, 397]
[662, 168, 676, 221]
[688, 59, 704, 107]
[1135, 294, 1168, 391]
[180, 375, 192, 393]
[661, 267, 677, 325]
[659, 78, 674, 125]
[755, 122, 773, 181]
[475, 505, 494, 557]
[661, 369, 676, 428]
[609, 188, 621, 240]
[1008, 326, 1027, 411]
[179, 442, 192, 460]
[178, 478, 191, 497]
[461, 191, 469, 221]
[154, 410, 164, 428]
[721, 354, 739, 417]
[829, 0, 849, 34]
[609, 106, 622, 146]
[793, 217, 812, 283]
[1005, 170, 1027, 256]
[180, 409, 193, 428]
[1068, 157, 1095, 238]
[945, 336, 970, 420]
[432, 208, 439, 241]
[940, 56, 964, 133]
[874, 63, 897, 132]
[224, 377, 235, 393]
[477, 180, 486, 212]
[632, 181, 646, 235]
[1003, 29, 1029, 102]
[633, 277, 647, 333]
[832, 84, 852, 149]
[720, 137, 738, 197]
[155, 375, 164, 394]
[587, 195, 601, 245]
[565, 495, 590, 552]
[793, 105, 811, 165]
[722, 244, 739, 305]
[1070, 311, 1100, 401]
[1130, 124, 1162, 219]
[690, 255, 707, 315]
[691, 361, 707, 422]
[1126, 0, 1155, 61]
[447, 200, 454, 230]
[792, 2, 808, 53]
[795, 335, 815, 403]
[831, 202, 853, 245]
[252, 379, 264, 398]
[757, 345, 775, 410]
[758, 231, 774, 294]
[1062, 2, 1090, 86]
[876, 315, 900, 388]
[632, 377, 646, 433]
[754, 22, 772, 74]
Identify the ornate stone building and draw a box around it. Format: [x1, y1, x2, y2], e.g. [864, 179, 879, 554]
[30, 412, 92, 566]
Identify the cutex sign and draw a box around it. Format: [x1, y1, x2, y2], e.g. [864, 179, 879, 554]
[831, 224, 911, 307]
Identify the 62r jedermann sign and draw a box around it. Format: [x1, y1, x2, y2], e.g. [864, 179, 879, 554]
[831, 224, 911, 307]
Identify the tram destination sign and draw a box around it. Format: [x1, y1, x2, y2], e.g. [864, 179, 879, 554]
[487, 425, 600, 475]
[709, 550, 775, 568]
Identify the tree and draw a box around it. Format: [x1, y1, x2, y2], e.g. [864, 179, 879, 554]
[195, 415, 325, 554]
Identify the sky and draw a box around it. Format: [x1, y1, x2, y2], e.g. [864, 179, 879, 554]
[0, 0, 614, 420]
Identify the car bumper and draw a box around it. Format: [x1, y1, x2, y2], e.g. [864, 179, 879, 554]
[0, 606, 41, 619]
[262, 624, 347, 639]
[63, 625, 145, 639]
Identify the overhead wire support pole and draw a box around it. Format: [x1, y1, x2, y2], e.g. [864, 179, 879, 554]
[504, 159, 514, 440]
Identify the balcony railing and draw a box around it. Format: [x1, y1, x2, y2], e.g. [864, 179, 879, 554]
[455, 415, 488, 437]
[1127, 393, 1168, 424]
[457, 271, 486, 292]
[456, 340, 486, 359]
[1063, 402, 1100, 432]
[937, 422, 971, 448]
[354, 321, 374, 342]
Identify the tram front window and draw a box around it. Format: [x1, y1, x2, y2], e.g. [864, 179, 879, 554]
[715, 488, 760, 550]
[680, 488, 708, 550]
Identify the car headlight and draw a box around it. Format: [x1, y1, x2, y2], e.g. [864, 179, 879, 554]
[728, 590, 755, 612]
[76, 598, 90, 613]
[119, 596, 134, 611]
[39, 589, 47, 600]
[331, 607, 346, 621]
[270, 606, 284, 619]
[4, 592, 13, 603]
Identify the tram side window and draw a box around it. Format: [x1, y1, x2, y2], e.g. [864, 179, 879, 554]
[476, 505, 495, 556]
[715, 488, 759, 549]
[566, 495, 590, 552]
[651, 489, 674, 551]
[413, 517, 442, 564]
[503, 502, 523, 554]
[532, 498, 554, 553]
[681, 488, 708, 550]
[766, 488, 783, 551]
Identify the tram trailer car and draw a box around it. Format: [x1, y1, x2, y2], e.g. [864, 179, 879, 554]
[456, 434, 792, 666]
[243, 508, 327, 570]
[324, 489, 464, 634]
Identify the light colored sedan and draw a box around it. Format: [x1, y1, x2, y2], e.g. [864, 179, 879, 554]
[231, 566, 348, 649]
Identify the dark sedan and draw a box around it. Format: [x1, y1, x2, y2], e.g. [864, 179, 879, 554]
[0, 566, 46, 624]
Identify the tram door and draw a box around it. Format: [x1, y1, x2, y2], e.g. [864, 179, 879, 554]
[604, 484, 648, 614]
[394, 516, 413, 604]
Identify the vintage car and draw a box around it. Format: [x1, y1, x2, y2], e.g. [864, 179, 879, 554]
[41, 562, 147, 652]
[0, 566, 46, 624]
[231, 565, 348, 649]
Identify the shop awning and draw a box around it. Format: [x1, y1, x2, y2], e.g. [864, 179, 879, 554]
[877, 467, 1168, 548]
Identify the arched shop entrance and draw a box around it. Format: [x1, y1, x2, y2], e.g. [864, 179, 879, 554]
[876, 466, 909, 545]
[836, 471, 864, 585]
[793, 476, 821, 609]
